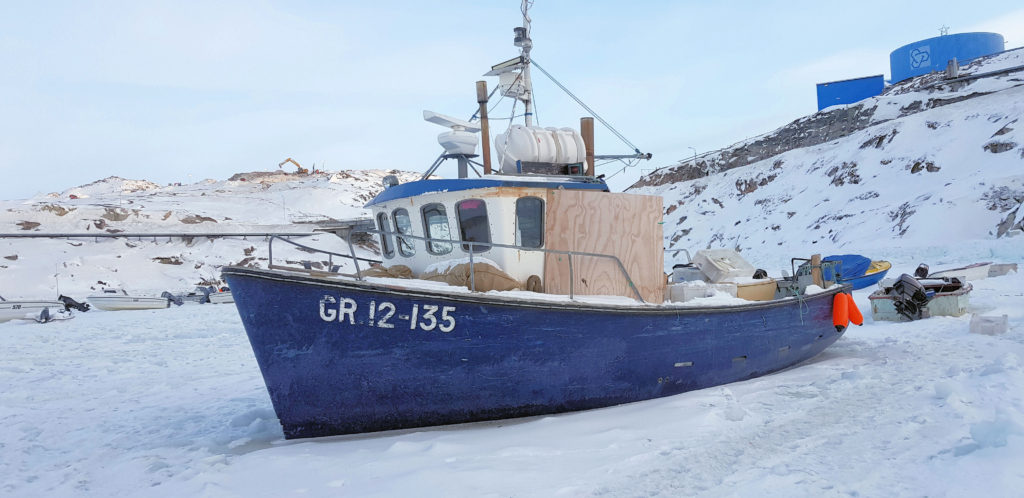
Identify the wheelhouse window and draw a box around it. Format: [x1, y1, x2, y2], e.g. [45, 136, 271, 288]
[421, 203, 453, 255]
[392, 208, 416, 257]
[377, 212, 394, 258]
[456, 199, 490, 253]
[515, 197, 544, 248]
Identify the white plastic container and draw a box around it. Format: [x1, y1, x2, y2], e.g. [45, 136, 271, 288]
[692, 249, 756, 282]
[668, 281, 738, 302]
[671, 265, 704, 283]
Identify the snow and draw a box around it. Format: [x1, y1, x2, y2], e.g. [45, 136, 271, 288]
[2, 39, 1024, 498]
[2, 262, 1023, 496]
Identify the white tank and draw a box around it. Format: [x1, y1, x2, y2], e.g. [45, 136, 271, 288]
[495, 125, 586, 173]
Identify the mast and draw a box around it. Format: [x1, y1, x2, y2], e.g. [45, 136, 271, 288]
[515, 0, 534, 126]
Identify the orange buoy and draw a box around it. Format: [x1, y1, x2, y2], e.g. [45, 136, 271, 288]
[846, 293, 864, 326]
[833, 293, 849, 332]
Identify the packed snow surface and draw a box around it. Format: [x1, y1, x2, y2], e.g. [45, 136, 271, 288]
[2, 43, 1024, 498]
[2, 250, 1023, 496]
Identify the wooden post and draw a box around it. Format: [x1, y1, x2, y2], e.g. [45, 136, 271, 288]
[476, 81, 492, 175]
[581, 117, 595, 176]
[810, 254, 824, 288]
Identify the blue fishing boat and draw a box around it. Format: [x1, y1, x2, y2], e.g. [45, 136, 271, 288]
[821, 254, 891, 290]
[224, 2, 850, 439]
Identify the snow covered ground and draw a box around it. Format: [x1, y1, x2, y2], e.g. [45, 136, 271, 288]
[2, 35, 1022, 498]
[2, 246, 1022, 497]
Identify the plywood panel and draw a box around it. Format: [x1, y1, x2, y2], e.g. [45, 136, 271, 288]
[543, 190, 664, 302]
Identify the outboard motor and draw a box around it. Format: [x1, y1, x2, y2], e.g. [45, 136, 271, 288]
[196, 286, 214, 304]
[914, 264, 929, 279]
[58, 295, 91, 312]
[161, 291, 184, 306]
[890, 274, 930, 320]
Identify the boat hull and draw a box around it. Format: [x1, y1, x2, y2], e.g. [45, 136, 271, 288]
[224, 267, 847, 439]
[87, 296, 170, 311]
[929, 262, 992, 281]
[208, 292, 234, 304]
[0, 301, 66, 323]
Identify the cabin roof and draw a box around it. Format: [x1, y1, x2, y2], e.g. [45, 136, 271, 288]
[364, 177, 609, 207]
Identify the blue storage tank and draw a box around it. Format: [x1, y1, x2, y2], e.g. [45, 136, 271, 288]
[890, 32, 1004, 82]
[816, 75, 885, 111]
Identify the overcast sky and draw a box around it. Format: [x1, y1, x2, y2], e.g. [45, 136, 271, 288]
[1, 1, 1022, 199]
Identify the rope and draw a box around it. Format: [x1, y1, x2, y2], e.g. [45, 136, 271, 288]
[531, 59, 642, 154]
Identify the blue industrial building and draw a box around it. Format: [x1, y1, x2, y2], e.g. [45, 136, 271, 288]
[812, 31, 1006, 111]
[816, 75, 885, 111]
[890, 32, 1005, 82]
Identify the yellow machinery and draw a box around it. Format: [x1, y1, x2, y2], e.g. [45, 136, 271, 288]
[278, 158, 308, 175]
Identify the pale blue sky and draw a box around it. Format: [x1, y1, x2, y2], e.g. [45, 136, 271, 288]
[1, 1, 1022, 199]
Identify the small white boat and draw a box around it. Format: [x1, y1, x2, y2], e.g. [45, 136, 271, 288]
[927, 262, 992, 281]
[0, 295, 71, 323]
[869, 275, 972, 321]
[208, 290, 234, 304]
[87, 289, 171, 311]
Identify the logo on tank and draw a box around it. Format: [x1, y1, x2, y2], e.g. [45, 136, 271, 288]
[910, 46, 930, 69]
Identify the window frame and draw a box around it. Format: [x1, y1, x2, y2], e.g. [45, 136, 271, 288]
[455, 198, 491, 253]
[420, 203, 454, 255]
[514, 196, 545, 249]
[376, 212, 395, 259]
[391, 208, 416, 257]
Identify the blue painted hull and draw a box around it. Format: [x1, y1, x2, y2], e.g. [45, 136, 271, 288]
[840, 268, 889, 290]
[224, 267, 847, 439]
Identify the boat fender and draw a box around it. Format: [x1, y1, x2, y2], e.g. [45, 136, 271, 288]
[846, 293, 863, 326]
[832, 293, 849, 332]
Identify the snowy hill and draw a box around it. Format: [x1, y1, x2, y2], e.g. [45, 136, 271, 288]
[3, 44, 1024, 498]
[630, 48, 1024, 269]
[0, 170, 418, 298]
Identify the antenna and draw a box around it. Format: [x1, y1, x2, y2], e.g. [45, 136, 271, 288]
[423, 110, 481, 157]
[519, 0, 534, 126]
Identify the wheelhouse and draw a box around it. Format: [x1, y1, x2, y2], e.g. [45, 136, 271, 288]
[366, 177, 608, 283]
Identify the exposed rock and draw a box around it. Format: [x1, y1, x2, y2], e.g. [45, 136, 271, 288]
[16, 221, 40, 231]
[908, 159, 940, 174]
[984, 141, 1017, 153]
[180, 215, 217, 224]
[152, 256, 184, 265]
[101, 207, 132, 221]
[39, 204, 75, 216]
[889, 202, 916, 237]
[827, 162, 861, 186]
[4, 255, 17, 261]
[982, 186, 1024, 212]
[992, 119, 1016, 137]
[859, 129, 899, 149]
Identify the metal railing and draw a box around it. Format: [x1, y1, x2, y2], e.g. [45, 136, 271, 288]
[0, 231, 315, 241]
[267, 229, 646, 303]
[268, 235, 382, 276]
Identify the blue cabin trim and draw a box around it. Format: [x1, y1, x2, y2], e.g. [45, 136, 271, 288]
[365, 178, 609, 207]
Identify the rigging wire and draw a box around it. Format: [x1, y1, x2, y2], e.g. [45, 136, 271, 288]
[531, 59, 642, 154]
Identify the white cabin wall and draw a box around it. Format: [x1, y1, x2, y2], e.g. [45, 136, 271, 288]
[371, 187, 548, 285]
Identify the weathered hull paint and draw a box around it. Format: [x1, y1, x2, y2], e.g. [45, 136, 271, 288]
[224, 266, 847, 439]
